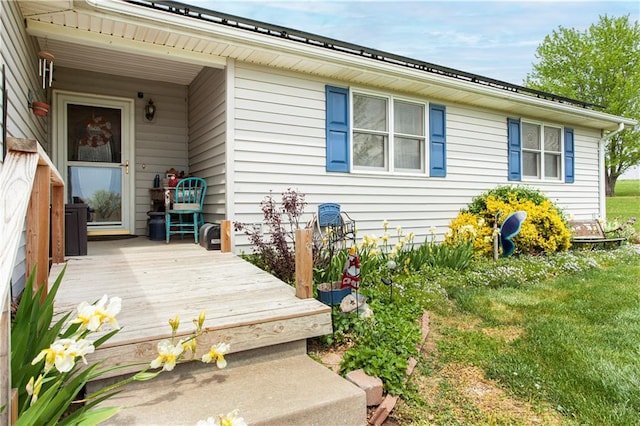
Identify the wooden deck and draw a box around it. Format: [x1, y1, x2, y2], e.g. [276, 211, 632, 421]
[48, 237, 332, 378]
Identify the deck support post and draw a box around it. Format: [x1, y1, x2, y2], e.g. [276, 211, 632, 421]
[221, 220, 232, 252]
[295, 228, 313, 299]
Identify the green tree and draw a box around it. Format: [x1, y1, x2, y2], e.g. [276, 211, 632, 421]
[525, 15, 640, 196]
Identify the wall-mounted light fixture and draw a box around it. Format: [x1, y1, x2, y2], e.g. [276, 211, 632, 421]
[144, 99, 156, 121]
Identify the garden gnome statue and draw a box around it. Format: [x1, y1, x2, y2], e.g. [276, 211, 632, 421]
[340, 246, 361, 290]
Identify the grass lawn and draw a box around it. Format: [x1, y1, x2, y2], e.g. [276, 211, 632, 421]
[391, 248, 640, 425]
[608, 179, 640, 234]
[614, 179, 640, 197]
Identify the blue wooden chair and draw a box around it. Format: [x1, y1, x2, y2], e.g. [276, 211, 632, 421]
[165, 177, 207, 243]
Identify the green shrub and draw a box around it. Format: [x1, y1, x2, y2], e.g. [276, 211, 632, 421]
[337, 268, 448, 395]
[340, 301, 420, 394]
[446, 185, 571, 256]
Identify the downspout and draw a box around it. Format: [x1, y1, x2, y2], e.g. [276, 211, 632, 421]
[598, 122, 625, 221]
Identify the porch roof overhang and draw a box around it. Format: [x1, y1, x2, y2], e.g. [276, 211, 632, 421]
[19, 0, 637, 132]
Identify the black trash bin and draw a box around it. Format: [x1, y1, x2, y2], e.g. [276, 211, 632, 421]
[65, 204, 88, 256]
[148, 211, 166, 241]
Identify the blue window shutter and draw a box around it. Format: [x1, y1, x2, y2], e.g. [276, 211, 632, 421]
[564, 127, 575, 183]
[325, 85, 350, 172]
[507, 118, 521, 181]
[429, 104, 446, 177]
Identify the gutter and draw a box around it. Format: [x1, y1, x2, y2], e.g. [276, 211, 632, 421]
[600, 122, 626, 143]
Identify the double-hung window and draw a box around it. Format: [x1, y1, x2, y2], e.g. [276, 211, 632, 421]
[522, 122, 562, 180]
[508, 117, 574, 183]
[326, 85, 446, 176]
[352, 94, 389, 170]
[352, 92, 426, 173]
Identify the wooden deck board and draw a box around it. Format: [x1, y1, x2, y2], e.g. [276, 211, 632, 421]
[48, 237, 332, 378]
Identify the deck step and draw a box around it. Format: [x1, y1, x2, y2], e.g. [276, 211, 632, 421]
[92, 341, 366, 425]
[85, 298, 332, 380]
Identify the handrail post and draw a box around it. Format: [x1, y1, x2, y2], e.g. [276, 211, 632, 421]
[220, 220, 232, 253]
[295, 228, 313, 299]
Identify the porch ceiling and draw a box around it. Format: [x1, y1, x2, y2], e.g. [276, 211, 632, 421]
[19, 1, 635, 130]
[35, 38, 204, 85]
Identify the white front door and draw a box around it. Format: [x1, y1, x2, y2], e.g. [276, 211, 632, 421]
[55, 91, 135, 235]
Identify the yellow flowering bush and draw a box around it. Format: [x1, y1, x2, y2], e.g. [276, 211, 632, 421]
[446, 185, 571, 256]
[446, 212, 493, 256]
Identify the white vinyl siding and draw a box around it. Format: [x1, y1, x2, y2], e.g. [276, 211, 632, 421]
[230, 63, 603, 250]
[554, 128, 601, 215]
[1, 1, 48, 295]
[188, 67, 227, 224]
[1, 1, 47, 149]
[54, 67, 189, 236]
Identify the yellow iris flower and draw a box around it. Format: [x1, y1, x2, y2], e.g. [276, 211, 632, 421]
[32, 338, 95, 373]
[26, 374, 44, 406]
[150, 340, 184, 371]
[202, 342, 231, 369]
[169, 314, 180, 333]
[73, 294, 121, 332]
[196, 409, 247, 426]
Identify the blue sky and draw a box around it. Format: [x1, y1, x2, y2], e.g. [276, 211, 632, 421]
[198, 0, 639, 85]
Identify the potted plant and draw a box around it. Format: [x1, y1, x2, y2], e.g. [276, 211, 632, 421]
[31, 101, 50, 117]
[314, 249, 351, 306]
[317, 281, 352, 306]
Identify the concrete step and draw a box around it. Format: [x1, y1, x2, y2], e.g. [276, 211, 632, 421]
[93, 341, 366, 425]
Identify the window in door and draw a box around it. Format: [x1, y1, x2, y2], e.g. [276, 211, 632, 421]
[66, 104, 123, 224]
